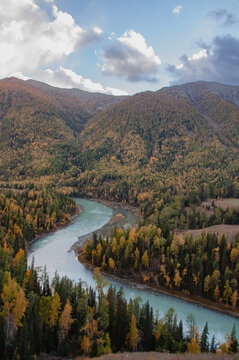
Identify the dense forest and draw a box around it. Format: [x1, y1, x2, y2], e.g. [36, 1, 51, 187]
[0, 190, 238, 359]
[0, 188, 77, 252]
[82, 226, 239, 310]
[1, 80, 239, 358]
[0, 78, 125, 181]
[75, 83, 239, 213]
[1, 80, 239, 214]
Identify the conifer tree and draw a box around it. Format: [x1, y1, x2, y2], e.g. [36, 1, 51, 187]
[106, 286, 116, 349]
[229, 324, 238, 353]
[115, 288, 128, 351]
[210, 335, 216, 353]
[200, 322, 209, 352]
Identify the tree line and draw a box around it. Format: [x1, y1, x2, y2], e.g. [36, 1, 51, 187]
[83, 225, 239, 310]
[1, 263, 238, 359]
[0, 188, 76, 253]
[0, 188, 238, 359]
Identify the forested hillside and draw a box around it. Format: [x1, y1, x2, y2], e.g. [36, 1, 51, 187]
[77, 82, 239, 207]
[1, 79, 239, 214]
[1, 80, 239, 358]
[1, 79, 239, 233]
[0, 78, 125, 181]
[0, 191, 238, 359]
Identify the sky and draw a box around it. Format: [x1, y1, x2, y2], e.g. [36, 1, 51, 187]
[0, 0, 239, 95]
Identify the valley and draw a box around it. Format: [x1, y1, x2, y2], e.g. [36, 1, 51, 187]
[1, 78, 239, 358]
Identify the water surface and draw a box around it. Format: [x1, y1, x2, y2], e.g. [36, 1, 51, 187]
[28, 198, 239, 343]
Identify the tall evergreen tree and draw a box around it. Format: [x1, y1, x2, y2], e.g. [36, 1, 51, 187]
[139, 301, 154, 351]
[115, 288, 128, 351]
[107, 286, 116, 349]
[200, 322, 209, 352]
[229, 324, 238, 353]
[210, 335, 216, 353]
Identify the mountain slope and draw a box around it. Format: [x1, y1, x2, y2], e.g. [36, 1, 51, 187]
[27, 79, 127, 116]
[160, 81, 239, 148]
[0, 78, 126, 181]
[77, 82, 239, 203]
[1, 78, 239, 205]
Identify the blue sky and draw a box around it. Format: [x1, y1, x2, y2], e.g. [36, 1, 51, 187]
[0, 0, 239, 94]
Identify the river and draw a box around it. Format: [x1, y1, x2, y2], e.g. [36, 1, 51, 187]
[28, 198, 239, 343]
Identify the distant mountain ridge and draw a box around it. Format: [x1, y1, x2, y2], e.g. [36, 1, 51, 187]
[27, 78, 128, 116]
[160, 81, 239, 107]
[0, 78, 239, 204]
[0, 77, 126, 180]
[78, 81, 239, 202]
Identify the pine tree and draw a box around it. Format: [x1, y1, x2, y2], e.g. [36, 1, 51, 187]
[16, 292, 42, 359]
[140, 301, 154, 351]
[106, 286, 116, 350]
[176, 319, 183, 342]
[41, 266, 51, 296]
[200, 322, 209, 352]
[210, 335, 216, 353]
[98, 295, 109, 332]
[229, 324, 238, 353]
[115, 288, 128, 351]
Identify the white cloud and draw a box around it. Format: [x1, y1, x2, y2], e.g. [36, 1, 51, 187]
[176, 49, 208, 69]
[173, 5, 182, 14]
[168, 35, 239, 85]
[189, 49, 208, 61]
[0, 0, 103, 78]
[101, 29, 161, 82]
[0, 0, 129, 95]
[34, 67, 128, 95]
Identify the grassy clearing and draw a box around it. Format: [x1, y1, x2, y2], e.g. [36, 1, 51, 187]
[184, 224, 239, 242]
[202, 199, 239, 210]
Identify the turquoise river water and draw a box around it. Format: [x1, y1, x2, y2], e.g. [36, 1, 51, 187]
[28, 198, 239, 343]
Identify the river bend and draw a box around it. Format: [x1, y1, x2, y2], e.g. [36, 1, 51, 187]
[28, 198, 239, 343]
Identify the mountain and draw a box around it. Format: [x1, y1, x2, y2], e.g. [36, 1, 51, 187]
[77, 81, 239, 203]
[161, 81, 239, 107]
[1, 78, 239, 205]
[27, 79, 127, 116]
[160, 81, 239, 148]
[0, 77, 126, 181]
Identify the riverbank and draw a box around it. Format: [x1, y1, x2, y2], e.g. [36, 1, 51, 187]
[70, 199, 140, 252]
[28, 203, 82, 248]
[29, 197, 239, 343]
[79, 255, 239, 319]
[74, 199, 239, 319]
